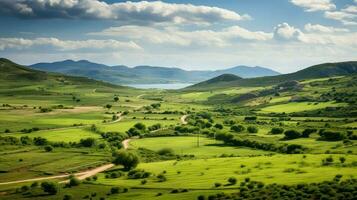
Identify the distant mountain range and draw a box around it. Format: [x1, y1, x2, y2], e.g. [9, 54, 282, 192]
[185, 61, 357, 90]
[29, 60, 280, 84]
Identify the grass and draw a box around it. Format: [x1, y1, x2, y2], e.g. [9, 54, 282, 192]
[130, 136, 270, 158]
[9, 128, 101, 142]
[259, 101, 347, 113]
[96, 154, 357, 189]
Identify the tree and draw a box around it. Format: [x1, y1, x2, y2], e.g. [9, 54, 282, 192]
[112, 151, 140, 170]
[214, 123, 223, 130]
[114, 96, 119, 102]
[271, 127, 284, 134]
[339, 157, 346, 164]
[79, 138, 96, 147]
[319, 130, 345, 141]
[231, 125, 245, 133]
[284, 130, 301, 140]
[41, 182, 58, 195]
[247, 126, 259, 133]
[69, 177, 81, 186]
[228, 177, 237, 185]
[134, 123, 146, 131]
[44, 145, 53, 152]
[302, 128, 317, 138]
[105, 104, 112, 110]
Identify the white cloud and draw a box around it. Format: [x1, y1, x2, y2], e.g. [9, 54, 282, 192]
[290, 0, 336, 12]
[324, 11, 357, 25]
[89, 25, 273, 48]
[0, 0, 250, 25]
[274, 23, 305, 41]
[0, 37, 142, 51]
[304, 23, 349, 33]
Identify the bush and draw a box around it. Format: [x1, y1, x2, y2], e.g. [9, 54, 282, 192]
[112, 151, 140, 170]
[69, 177, 81, 186]
[214, 124, 223, 129]
[41, 182, 58, 195]
[198, 195, 206, 200]
[157, 148, 175, 156]
[214, 182, 222, 187]
[284, 130, 301, 140]
[228, 177, 237, 185]
[271, 127, 284, 134]
[247, 126, 258, 133]
[63, 194, 72, 200]
[319, 130, 345, 141]
[111, 187, 120, 194]
[231, 125, 245, 133]
[79, 137, 96, 147]
[157, 174, 167, 182]
[302, 128, 317, 138]
[44, 145, 53, 152]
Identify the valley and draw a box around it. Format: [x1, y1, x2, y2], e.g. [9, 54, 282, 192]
[0, 58, 356, 200]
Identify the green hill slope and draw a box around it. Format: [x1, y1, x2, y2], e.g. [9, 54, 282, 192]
[186, 61, 357, 90]
[0, 58, 124, 89]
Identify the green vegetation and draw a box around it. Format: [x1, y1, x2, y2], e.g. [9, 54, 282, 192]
[0, 59, 356, 200]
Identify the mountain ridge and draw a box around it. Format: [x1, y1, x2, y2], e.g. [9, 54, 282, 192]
[29, 60, 280, 84]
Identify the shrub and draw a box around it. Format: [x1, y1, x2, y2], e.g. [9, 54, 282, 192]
[69, 177, 81, 186]
[79, 138, 96, 147]
[214, 124, 223, 129]
[134, 123, 146, 130]
[247, 126, 258, 133]
[302, 128, 317, 138]
[198, 195, 206, 200]
[214, 182, 222, 187]
[339, 157, 346, 164]
[319, 130, 345, 141]
[284, 130, 301, 140]
[157, 174, 167, 182]
[157, 148, 175, 156]
[63, 194, 72, 200]
[228, 177, 237, 185]
[44, 145, 53, 152]
[271, 127, 284, 134]
[41, 182, 58, 195]
[111, 187, 120, 194]
[141, 179, 147, 185]
[231, 125, 245, 133]
[112, 151, 140, 170]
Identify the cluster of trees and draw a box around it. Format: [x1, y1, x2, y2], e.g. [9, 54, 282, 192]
[318, 129, 346, 141]
[213, 132, 305, 154]
[231, 125, 259, 134]
[127, 123, 148, 136]
[283, 129, 318, 140]
[112, 150, 140, 170]
[198, 176, 356, 200]
[101, 131, 128, 149]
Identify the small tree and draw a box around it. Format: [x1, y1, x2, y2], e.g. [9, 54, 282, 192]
[79, 138, 96, 147]
[69, 177, 81, 186]
[271, 127, 284, 134]
[228, 177, 237, 185]
[44, 145, 53, 152]
[112, 151, 140, 171]
[247, 126, 259, 133]
[214, 124, 223, 129]
[284, 130, 302, 140]
[114, 96, 119, 102]
[41, 182, 58, 195]
[105, 104, 112, 110]
[339, 157, 346, 164]
[231, 125, 245, 133]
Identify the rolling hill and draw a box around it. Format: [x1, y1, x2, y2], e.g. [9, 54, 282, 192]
[29, 60, 280, 84]
[0, 58, 125, 89]
[186, 61, 357, 90]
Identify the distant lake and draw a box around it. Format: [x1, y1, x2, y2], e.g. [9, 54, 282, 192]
[125, 83, 193, 89]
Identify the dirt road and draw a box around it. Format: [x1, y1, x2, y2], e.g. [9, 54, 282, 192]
[0, 163, 114, 186]
[181, 115, 188, 124]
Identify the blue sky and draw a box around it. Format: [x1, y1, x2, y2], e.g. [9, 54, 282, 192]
[0, 0, 356, 73]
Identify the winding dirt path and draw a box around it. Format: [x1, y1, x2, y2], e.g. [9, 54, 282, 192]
[122, 139, 131, 150]
[181, 114, 188, 125]
[0, 164, 114, 186]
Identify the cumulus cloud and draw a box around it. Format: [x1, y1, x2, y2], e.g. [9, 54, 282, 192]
[304, 23, 349, 33]
[290, 0, 336, 12]
[0, 37, 142, 51]
[89, 25, 272, 48]
[274, 23, 305, 41]
[0, 0, 250, 25]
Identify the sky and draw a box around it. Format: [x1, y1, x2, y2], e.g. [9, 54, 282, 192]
[0, 0, 356, 73]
